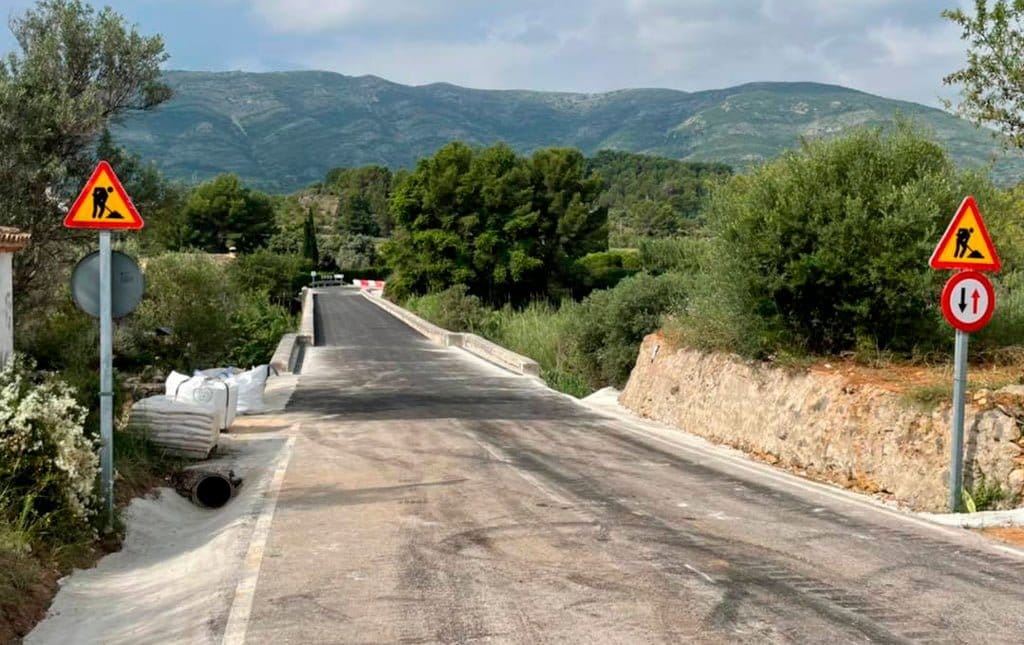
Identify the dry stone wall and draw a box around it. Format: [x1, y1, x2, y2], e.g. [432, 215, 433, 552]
[620, 333, 1024, 512]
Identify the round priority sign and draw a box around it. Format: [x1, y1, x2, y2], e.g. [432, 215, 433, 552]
[940, 271, 995, 333]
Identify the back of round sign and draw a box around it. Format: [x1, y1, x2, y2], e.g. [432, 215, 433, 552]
[71, 250, 145, 318]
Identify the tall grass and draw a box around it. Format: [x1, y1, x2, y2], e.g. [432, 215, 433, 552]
[404, 273, 686, 398]
[485, 302, 592, 398]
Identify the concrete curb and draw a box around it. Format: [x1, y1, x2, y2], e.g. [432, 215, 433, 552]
[299, 287, 315, 345]
[361, 293, 461, 347]
[460, 332, 541, 377]
[918, 508, 1024, 529]
[269, 333, 304, 374]
[361, 292, 541, 377]
[267, 288, 316, 375]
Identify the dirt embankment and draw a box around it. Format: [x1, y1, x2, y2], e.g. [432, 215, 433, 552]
[620, 333, 1024, 512]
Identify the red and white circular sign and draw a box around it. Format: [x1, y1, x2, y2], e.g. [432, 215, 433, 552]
[940, 271, 996, 333]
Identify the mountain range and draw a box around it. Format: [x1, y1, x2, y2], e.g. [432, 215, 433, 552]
[111, 70, 1024, 192]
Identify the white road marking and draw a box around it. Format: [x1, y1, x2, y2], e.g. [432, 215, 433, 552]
[221, 434, 296, 645]
[685, 564, 715, 584]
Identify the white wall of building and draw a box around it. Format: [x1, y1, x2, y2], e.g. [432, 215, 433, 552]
[0, 252, 13, 365]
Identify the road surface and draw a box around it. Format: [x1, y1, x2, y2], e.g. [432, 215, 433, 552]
[242, 289, 1024, 644]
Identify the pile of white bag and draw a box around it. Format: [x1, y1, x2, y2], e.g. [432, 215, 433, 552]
[128, 364, 277, 459]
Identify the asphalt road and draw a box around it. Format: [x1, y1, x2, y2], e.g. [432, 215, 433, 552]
[243, 289, 1024, 644]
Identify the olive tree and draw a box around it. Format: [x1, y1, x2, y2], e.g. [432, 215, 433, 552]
[0, 0, 169, 305]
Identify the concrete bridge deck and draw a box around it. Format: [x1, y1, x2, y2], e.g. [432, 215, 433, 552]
[241, 288, 1024, 643]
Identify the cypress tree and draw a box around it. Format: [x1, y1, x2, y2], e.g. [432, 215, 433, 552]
[302, 210, 320, 268]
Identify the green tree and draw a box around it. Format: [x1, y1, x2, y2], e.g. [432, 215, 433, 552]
[674, 124, 1014, 358]
[327, 165, 392, 236]
[96, 128, 189, 252]
[228, 250, 310, 307]
[302, 209, 320, 267]
[330, 234, 379, 270]
[587, 150, 731, 245]
[181, 175, 277, 252]
[384, 142, 607, 304]
[0, 0, 169, 302]
[943, 1, 1024, 147]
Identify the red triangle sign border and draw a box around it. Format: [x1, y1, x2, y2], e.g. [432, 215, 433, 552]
[63, 160, 145, 230]
[929, 195, 1000, 272]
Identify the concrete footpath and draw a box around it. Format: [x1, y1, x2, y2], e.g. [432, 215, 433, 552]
[234, 290, 1024, 644]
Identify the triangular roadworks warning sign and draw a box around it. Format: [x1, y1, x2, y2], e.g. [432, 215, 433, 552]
[64, 161, 144, 230]
[929, 196, 999, 272]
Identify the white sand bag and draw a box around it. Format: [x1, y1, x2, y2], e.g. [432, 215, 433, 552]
[128, 396, 218, 459]
[173, 376, 238, 430]
[195, 366, 241, 379]
[234, 365, 275, 414]
[165, 371, 191, 398]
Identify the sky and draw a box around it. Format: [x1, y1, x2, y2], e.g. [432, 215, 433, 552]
[0, 0, 972, 108]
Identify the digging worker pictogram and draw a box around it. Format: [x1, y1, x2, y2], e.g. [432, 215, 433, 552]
[954, 227, 984, 259]
[90, 185, 124, 220]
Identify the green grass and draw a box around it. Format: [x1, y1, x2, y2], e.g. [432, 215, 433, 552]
[405, 294, 595, 397]
[113, 429, 185, 507]
[901, 384, 952, 410]
[961, 471, 1011, 513]
[484, 303, 594, 398]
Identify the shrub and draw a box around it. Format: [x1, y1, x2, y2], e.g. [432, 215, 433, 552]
[976, 268, 1024, 358]
[638, 237, 712, 275]
[228, 250, 310, 307]
[572, 250, 642, 293]
[0, 356, 98, 540]
[674, 124, 1017, 359]
[328, 234, 380, 272]
[126, 253, 295, 372]
[479, 301, 587, 394]
[566, 272, 689, 387]
[229, 291, 295, 368]
[16, 303, 106, 427]
[403, 285, 489, 333]
[126, 253, 235, 371]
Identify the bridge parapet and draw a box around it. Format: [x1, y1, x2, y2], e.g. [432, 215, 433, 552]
[361, 292, 540, 377]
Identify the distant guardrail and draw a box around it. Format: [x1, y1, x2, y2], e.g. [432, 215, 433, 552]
[309, 279, 347, 288]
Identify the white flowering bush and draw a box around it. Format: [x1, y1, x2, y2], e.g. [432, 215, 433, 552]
[0, 355, 98, 534]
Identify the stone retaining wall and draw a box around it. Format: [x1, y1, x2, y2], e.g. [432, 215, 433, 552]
[620, 334, 1024, 512]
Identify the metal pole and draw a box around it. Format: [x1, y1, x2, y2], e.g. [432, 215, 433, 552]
[948, 329, 969, 512]
[99, 231, 114, 527]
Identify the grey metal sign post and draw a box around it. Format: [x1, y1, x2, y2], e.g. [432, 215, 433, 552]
[63, 160, 145, 528]
[948, 330, 968, 512]
[99, 231, 114, 526]
[938, 270, 996, 511]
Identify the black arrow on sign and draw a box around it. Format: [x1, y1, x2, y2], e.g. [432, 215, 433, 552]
[959, 287, 967, 313]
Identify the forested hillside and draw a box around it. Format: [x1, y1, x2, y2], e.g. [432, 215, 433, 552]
[111, 71, 1024, 191]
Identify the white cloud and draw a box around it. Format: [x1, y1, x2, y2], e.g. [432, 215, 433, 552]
[235, 0, 970, 106]
[246, 0, 455, 33]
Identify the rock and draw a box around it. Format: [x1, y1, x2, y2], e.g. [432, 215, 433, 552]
[996, 384, 1024, 400]
[1009, 468, 1024, 493]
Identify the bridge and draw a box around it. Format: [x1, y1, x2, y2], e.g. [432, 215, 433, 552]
[208, 286, 1024, 643]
